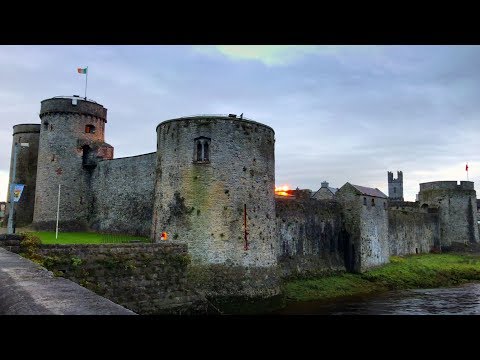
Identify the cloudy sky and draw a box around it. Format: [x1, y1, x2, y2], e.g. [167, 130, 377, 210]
[1, 45, 479, 202]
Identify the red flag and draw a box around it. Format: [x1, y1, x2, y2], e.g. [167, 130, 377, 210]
[466, 164, 469, 171]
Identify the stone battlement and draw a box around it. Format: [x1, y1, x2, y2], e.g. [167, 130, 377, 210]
[419, 181, 475, 191]
[40, 96, 107, 122]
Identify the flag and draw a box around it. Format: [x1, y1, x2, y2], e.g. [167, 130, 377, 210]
[77, 67, 87, 74]
[466, 164, 469, 171]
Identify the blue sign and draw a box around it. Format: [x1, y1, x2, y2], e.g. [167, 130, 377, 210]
[13, 184, 25, 202]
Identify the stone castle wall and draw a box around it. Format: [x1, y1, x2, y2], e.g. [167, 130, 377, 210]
[90, 153, 156, 236]
[275, 197, 346, 277]
[38, 243, 206, 314]
[6, 124, 40, 227]
[33, 97, 111, 231]
[418, 181, 479, 246]
[153, 116, 277, 268]
[388, 203, 440, 255]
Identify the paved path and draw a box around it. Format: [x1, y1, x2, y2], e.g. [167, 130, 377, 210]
[0, 248, 135, 315]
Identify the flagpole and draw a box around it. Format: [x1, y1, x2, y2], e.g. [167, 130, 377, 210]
[85, 66, 88, 100]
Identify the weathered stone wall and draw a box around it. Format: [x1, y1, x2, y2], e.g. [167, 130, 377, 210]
[0, 234, 22, 253]
[33, 97, 112, 231]
[0, 247, 134, 315]
[336, 184, 389, 273]
[388, 203, 440, 255]
[38, 243, 206, 314]
[153, 116, 277, 269]
[90, 153, 156, 236]
[6, 124, 40, 227]
[275, 198, 346, 277]
[418, 181, 479, 246]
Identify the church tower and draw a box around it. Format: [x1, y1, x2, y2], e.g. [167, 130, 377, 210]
[388, 170, 404, 201]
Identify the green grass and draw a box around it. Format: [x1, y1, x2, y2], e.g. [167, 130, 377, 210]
[29, 231, 150, 244]
[284, 253, 480, 302]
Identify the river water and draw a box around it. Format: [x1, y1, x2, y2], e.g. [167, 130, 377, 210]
[278, 282, 480, 315]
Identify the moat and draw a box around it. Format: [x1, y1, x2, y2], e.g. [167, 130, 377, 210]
[277, 282, 480, 315]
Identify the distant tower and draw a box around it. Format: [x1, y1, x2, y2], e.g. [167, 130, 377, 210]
[388, 171, 404, 201]
[32, 96, 113, 231]
[6, 124, 41, 226]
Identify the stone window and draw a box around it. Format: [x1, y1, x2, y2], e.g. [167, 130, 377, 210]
[371, 198, 375, 206]
[383, 202, 387, 210]
[363, 197, 367, 206]
[85, 124, 96, 134]
[193, 137, 211, 163]
[394, 187, 397, 194]
[43, 121, 49, 130]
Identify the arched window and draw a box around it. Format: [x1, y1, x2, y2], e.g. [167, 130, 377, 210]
[193, 137, 211, 163]
[85, 124, 96, 134]
[363, 197, 367, 206]
[203, 142, 209, 161]
[371, 198, 375, 206]
[196, 142, 202, 161]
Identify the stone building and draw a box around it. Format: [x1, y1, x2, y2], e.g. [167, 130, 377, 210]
[336, 183, 389, 272]
[312, 181, 338, 200]
[388, 171, 404, 201]
[417, 181, 479, 247]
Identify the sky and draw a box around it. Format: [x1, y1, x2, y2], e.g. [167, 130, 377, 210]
[1, 45, 480, 202]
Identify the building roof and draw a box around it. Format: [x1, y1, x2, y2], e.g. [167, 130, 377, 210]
[350, 184, 387, 198]
[312, 186, 338, 198]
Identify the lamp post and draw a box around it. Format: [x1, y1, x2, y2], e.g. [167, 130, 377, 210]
[7, 142, 29, 234]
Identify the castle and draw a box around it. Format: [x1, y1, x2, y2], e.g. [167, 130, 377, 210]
[5, 96, 479, 298]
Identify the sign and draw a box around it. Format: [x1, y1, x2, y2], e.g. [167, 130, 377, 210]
[13, 184, 25, 202]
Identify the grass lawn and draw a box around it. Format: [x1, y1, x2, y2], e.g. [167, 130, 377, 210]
[28, 231, 150, 244]
[284, 253, 480, 302]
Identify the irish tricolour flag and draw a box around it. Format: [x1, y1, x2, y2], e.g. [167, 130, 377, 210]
[77, 67, 87, 74]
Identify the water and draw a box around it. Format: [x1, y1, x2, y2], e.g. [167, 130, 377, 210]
[278, 282, 480, 315]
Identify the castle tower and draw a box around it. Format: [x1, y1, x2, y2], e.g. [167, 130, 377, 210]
[32, 96, 113, 231]
[388, 170, 404, 201]
[6, 124, 41, 227]
[152, 115, 279, 298]
[418, 181, 479, 247]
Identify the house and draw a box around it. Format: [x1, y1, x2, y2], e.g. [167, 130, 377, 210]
[312, 181, 338, 200]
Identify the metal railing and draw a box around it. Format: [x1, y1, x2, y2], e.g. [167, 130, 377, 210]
[51, 96, 98, 104]
[174, 114, 258, 122]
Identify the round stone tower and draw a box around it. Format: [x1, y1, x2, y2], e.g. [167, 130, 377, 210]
[32, 96, 113, 231]
[6, 124, 41, 227]
[418, 181, 479, 247]
[152, 115, 279, 298]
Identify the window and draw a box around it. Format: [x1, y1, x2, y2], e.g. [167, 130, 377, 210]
[394, 187, 397, 194]
[384, 202, 387, 210]
[371, 198, 375, 206]
[193, 137, 211, 163]
[363, 197, 367, 206]
[43, 121, 49, 130]
[85, 125, 95, 134]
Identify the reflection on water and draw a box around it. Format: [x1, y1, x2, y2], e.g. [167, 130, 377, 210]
[279, 283, 480, 315]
